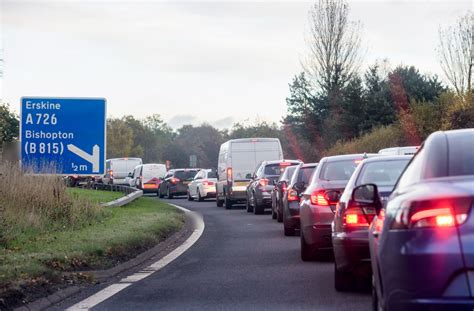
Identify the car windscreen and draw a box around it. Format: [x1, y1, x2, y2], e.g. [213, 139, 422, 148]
[448, 134, 474, 176]
[175, 170, 198, 180]
[265, 163, 296, 176]
[356, 160, 410, 187]
[297, 166, 316, 184]
[207, 171, 218, 178]
[319, 160, 359, 181]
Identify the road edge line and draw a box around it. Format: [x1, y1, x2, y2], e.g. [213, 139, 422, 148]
[65, 203, 204, 311]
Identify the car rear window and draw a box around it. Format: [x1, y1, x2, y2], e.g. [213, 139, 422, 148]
[279, 166, 297, 181]
[264, 163, 297, 176]
[175, 170, 198, 180]
[297, 166, 316, 184]
[449, 134, 474, 176]
[207, 171, 218, 178]
[319, 160, 359, 181]
[356, 159, 410, 187]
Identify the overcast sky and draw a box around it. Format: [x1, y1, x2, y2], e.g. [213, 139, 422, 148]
[0, 0, 471, 129]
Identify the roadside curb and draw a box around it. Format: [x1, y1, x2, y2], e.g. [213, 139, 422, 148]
[100, 189, 143, 207]
[13, 202, 203, 311]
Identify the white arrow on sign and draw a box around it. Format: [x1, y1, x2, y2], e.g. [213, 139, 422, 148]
[67, 144, 100, 173]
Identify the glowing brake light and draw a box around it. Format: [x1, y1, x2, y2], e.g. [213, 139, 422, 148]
[343, 207, 375, 227]
[280, 162, 291, 167]
[287, 189, 299, 201]
[202, 180, 214, 186]
[392, 198, 470, 229]
[310, 191, 329, 206]
[259, 179, 269, 187]
[354, 159, 363, 164]
[170, 178, 180, 184]
[227, 167, 233, 182]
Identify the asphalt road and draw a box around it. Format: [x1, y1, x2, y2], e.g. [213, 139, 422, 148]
[71, 197, 371, 311]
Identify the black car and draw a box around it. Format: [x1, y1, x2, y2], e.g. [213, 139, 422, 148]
[271, 165, 298, 222]
[282, 163, 318, 236]
[332, 155, 410, 291]
[158, 169, 199, 199]
[363, 129, 474, 311]
[246, 160, 301, 214]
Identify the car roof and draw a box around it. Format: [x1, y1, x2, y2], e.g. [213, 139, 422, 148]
[321, 153, 378, 162]
[301, 162, 318, 167]
[264, 159, 301, 165]
[361, 155, 412, 163]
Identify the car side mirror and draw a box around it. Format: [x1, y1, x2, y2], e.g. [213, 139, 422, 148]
[325, 190, 342, 204]
[245, 173, 252, 179]
[128, 172, 133, 177]
[352, 184, 382, 214]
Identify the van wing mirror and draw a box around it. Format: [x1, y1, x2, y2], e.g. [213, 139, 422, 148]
[352, 184, 382, 214]
[245, 173, 252, 179]
[293, 181, 305, 191]
[128, 172, 133, 177]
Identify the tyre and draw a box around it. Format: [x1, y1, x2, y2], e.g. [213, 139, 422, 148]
[216, 195, 224, 207]
[284, 226, 295, 236]
[300, 232, 315, 261]
[246, 196, 253, 213]
[167, 188, 174, 199]
[277, 208, 283, 223]
[254, 196, 264, 215]
[158, 187, 164, 198]
[271, 206, 277, 219]
[224, 195, 233, 210]
[334, 264, 355, 292]
[187, 190, 194, 201]
[197, 189, 204, 202]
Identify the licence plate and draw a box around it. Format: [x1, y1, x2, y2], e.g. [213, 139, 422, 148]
[183, 181, 190, 185]
[234, 182, 248, 187]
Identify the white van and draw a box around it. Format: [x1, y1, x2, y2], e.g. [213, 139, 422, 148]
[129, 163, 167, 193]
[216, 138, 283, 208]
[378, 146, 419, 156]
[103, 158, 143, 185]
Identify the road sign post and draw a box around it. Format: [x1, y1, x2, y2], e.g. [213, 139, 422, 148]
[20, 97, 106, 175]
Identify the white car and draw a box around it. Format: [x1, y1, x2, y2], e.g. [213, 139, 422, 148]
[129, 163, 167, 193]
[187, 169, 218, 201]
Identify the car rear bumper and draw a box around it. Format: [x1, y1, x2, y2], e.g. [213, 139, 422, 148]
[332, 234, 370, 275]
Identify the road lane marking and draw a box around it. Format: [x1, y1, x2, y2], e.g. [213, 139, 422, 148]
[66, 203, 204, 310]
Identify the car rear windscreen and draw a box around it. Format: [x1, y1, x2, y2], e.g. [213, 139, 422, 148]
[356, 160, 410, 187]
[207, 171, 218, 178]
[175, 170, 198, 180]
[143, 165, 167, 180]
[319, 160, 359, 181]
[297, 166, 316, 184]
[448, 134, 474, 176]
[279, 166, 297, 181]
[265, 163, 297, 176]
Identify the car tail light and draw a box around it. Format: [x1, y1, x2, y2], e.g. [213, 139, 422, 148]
[202, 180, 214, 186]
[280, 162, 291, 167]
[287, 189, 299, 201]
[227, 167, 233, 182]
[282, 183, 287, 193]
[310, 191, 329, 206]
[259, 179, 269, 187]
[343, 207, 376, 227]
[170, 178, 180, 184]
[392, 198, 470, 229]
[109, 170, 114, 178]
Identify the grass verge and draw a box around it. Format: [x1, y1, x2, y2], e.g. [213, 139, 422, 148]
[66, 187, 123, 204]
[0, 193, 184, 310]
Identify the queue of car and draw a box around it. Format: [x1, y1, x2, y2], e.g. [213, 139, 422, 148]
[109, 130, 473, 311]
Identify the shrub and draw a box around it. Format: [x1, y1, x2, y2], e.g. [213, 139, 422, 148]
[0, 163, 105, 246]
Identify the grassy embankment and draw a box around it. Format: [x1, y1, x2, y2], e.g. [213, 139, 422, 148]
[0, 164, 184, 308]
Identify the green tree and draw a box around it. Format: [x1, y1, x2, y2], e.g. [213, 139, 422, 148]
[0, 103, 19, 143]
[106, 118, 134, 158]
[338, 75, 366, 138]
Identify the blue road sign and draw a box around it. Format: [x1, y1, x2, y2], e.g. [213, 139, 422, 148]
[21, 97, 106, 175]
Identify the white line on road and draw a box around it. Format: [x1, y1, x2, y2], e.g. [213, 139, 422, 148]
[67, 203, 204, 311]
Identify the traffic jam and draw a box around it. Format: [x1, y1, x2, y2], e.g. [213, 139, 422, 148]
[102, 129, 474, 311]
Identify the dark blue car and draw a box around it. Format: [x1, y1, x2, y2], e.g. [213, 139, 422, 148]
[357, 129, 474, 310]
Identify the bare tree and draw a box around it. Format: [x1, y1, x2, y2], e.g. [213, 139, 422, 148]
[303, 0, 363, 95]
[438, 11, 473, 96]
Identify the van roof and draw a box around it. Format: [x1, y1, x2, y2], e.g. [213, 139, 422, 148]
[224, 138, 281, 144]
[106, 157, 142, 161]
